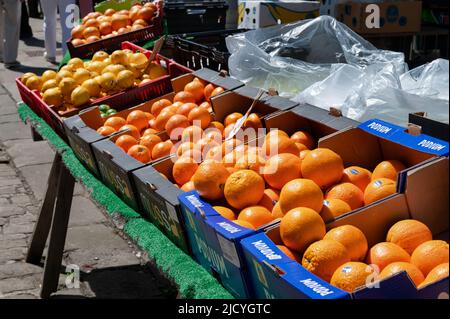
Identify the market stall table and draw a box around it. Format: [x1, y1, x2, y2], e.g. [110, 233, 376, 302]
[17, 102, 233, 299]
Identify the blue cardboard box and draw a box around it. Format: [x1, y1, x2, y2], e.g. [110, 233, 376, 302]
[178, 190, 269, 298]
[241, 154, 448, 298]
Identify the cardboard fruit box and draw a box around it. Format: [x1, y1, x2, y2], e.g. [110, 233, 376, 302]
[65, 68, 242, 177]
[132, 156, 191, 253]
[90, 68, 244, 210]
[177, 106, 361, 298]
[241, 156, 448, 299]
[211, 86, 298, 128]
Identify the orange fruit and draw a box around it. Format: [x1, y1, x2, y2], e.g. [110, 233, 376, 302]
[119, 124, 140, 140]
[142, 128, 158, 136]
[263, 134, 300, 158]
[151, 140, 173, 160]
[238, 206, 274, 229]
[233, 220, 255, 230]
[280, 207, 326, 253]
[71, 25, 85, 39]
[104, 8, 116, 16]
[299, 149, 310, 160]
[278, 179, 324, 214]
[331, 262, 376, 293]
[325, 182, 364, 210]
[204, 83, 215, 101]
[199, 101, 212, 112]
[411, 240, 449, 276]
[97, 126, 115, 136]
[324, 225, 368, 261]
[188, 107, 211, 129]
[210, 86, 224, 98]
[221, 138, 243, 156]
[193, 160, 230, 200]
[364, 178, 396, 205]
[115, 135, 138, 153]
[174, 91, 196, 104]
[367, 242, 411, 271]
[184, 80, 205, 103]
[151, 99, 172, 116]
[302, 239, 351, 282]
[214, 206, 237, 221]
[257, 189, 280, 211]
[262, 153, 302, 190]
[418, 263, 449, 288]
[295, 143, 308, 153]
[111, 14, 129, 31]
[379, 262, 424, 287]
[372, 160, 406, 181]
[272, 202, 284, 219]
[127, 145, 151, 163]
[165, 114, 190, 140]
[137, 6, 154, 21]
[320, 199, 351, 222]
[386, 220, 433, 255]
[126, 110, 148, 131]
[266, 129, 289, 139]
[139, 134, 161, 155]
[208, 121, 224, 135]
[172, 157, 198, 185]
[176, 102, 197, 117]
[222, 149, 245, 168]
[144, 112, 154, 122]
[277, 245, 301, 262]
[243, 113, 262, 130]
[234, 152, 265, 174]
[301, 148, 344, 189]
[176, 142, 196, 158]
[341, 166, 372, 192]
[83, 26, 100, 38]
[99, 21, 113, 35]
[181, 125, 204, 143]
[181, 181, 195, 192]
[104, 116, 126, 131]
[290, 131, 314, 149]
[154, 110, 175, 132]
[224, 170, 265, 209]
[224, 112, 243, 127]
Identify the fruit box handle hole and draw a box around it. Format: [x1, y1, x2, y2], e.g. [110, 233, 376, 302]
[262, 260, 285, 276]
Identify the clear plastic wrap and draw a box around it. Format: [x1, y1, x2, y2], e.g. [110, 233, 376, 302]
[295, 59, 449, 126]
[226, 15, 407, 97]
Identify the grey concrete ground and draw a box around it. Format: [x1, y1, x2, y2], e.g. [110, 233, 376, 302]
[0, 18, 176, 299]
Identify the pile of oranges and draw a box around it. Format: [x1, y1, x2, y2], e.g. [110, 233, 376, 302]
[70, 3, 158, 46]
[173, 128, 406, 228]
[95, 77, 227, 163]
[277, 217, 448, 293]
[20, 50, 167, 114]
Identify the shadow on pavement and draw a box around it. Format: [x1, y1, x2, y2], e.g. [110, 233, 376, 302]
[22, 36, 61, 49]
[49, 263, 178, 299]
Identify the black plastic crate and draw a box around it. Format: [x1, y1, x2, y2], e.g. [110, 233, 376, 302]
[166, 29, 244, 71]
[164, 0, 228, 34]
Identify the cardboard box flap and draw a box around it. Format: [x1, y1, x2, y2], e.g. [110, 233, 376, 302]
[390, 128, 449, 157]
[171, 68, 243, 93]
[328, 194, 410, 246]
[404, 157, 449, 235]
[358, 119, 404, 139]
[319, 127, 384, 169]
[408, 113, 449, 142]
[177, 190, 219, 219]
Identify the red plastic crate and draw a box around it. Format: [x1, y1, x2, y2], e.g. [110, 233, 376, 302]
[66, 1, 164, 59]
[25, 41, 192, 140]
[16, 78, 42, 118]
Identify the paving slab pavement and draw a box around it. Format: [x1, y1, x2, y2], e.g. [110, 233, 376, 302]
[0, 17, 176, 299]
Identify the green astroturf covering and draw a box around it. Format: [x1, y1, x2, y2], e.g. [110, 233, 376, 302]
[17, 102, 233, 299]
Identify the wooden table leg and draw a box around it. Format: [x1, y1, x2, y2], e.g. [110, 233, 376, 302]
[26, 153, 62, 264]
[30, 126, 43, 142]
[40, 163, 75, 299]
